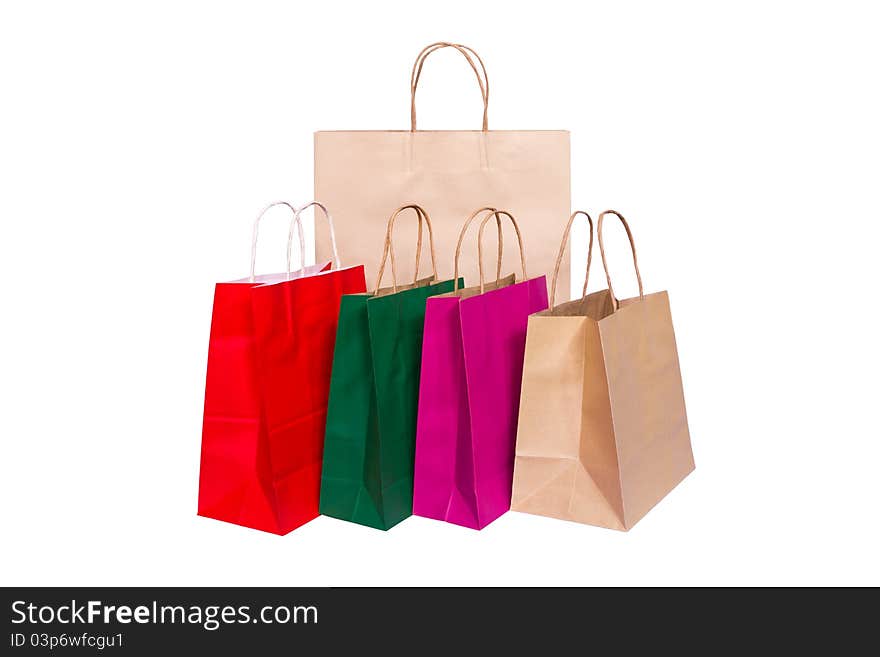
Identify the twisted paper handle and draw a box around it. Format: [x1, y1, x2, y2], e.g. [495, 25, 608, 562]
[410, 42, 489, 131]
[549, 211, 594, 309]
[292, 201, 341, 273]
[477, 210, 526, 295]
[597, 210, 645, 310]
[452, 207, 507, 293]
[374, 204, 437, 294]
[250, 201, 304, 283]
[453, 207, 527, 295]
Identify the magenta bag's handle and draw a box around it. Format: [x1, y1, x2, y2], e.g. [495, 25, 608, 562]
[292, 201, 340, 272]
[477, 210, 526, 294]
[453, 207, 527, 295]
[250, 201, 304, 283]
[597, 209, 645, 310]
[452, 207, 506, 293]
[549, 210, 594, 309]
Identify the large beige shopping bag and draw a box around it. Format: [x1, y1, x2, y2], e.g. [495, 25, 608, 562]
[511, 210, 695, 530]
[314, 42, 570, 294]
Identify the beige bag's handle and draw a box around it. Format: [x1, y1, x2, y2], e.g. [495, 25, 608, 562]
[550, 211, 594, 308]
[597, 210, 645, 310]
[250, 201, 305, 283]
[410, 42, 489, 132]
[374, 204, 438, 294]
[292, 201, 341, 272]
[452, 207, 507, 293]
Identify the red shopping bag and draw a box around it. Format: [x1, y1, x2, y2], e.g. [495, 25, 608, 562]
[198, 202, 366, 534]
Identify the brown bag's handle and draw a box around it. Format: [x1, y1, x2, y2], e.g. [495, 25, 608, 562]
[374, 204, 437, 294]
[410, 42, 489, 132]
[452, 207, 507, 293]
[550, 211, 594, 308]
[597, 210, 645, 310]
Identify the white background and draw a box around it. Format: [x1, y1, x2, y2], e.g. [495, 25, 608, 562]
[1, 1, 878, 586]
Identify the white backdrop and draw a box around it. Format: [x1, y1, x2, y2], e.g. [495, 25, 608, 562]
[1, 1, 878, 586]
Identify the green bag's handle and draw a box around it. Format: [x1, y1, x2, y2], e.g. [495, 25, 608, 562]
[374, 204, 438, 294]
[454, 208, 527, 294]
[597, 209, 645, 311]
[549, 210, 594, 309]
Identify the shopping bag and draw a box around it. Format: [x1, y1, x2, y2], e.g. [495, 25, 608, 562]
[511, 210, 695, 530]
[315, 42, 570, 294]
[320, 205, 461, 530]
[413, 208, 548, 529]
[198, 201, 366, 534]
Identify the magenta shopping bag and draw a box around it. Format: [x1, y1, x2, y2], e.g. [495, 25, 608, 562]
[413, 208, 548, 529]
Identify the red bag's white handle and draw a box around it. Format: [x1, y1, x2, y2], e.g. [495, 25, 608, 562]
[250, 201, 305, 283]
[293, 201, 341, 271]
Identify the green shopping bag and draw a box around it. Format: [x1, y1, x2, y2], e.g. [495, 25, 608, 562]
[320, 205, 462, 530]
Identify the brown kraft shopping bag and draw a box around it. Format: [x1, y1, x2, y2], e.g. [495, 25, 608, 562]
[511, 210, 695, 530]
[314, 42, 570, 295]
